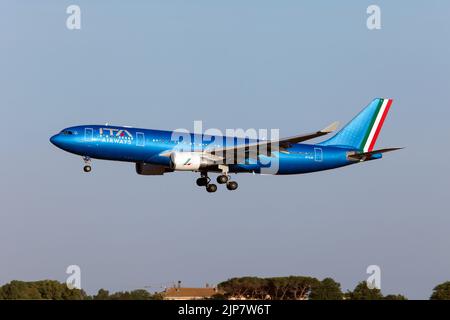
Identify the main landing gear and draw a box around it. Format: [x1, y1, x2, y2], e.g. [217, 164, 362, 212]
[217, 165, 238, 191]
[217, 174, 238, 191]
[226, 180, 238, 191]
[196, 171, 238, 193]
[83, 156, 92, 173]
[196, 174, 209, 187]
[196, 172, 217, 193]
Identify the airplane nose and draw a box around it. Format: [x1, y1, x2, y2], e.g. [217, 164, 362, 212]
[50, 134, 62, 147]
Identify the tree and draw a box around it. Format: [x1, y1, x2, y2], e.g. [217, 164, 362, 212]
[384, 294, 407, 300]
[243, 277, 268, 299]
[108, 289, 153, 300]
[219, 276, 320, 300]
[266, 277, 291, 300]
[219, 277, 264, 299]
[430, 281, 450, 300]
[93, 289, 110, 300]
[310, 278, 343, 300]
[346, 281, 384, 300]
[129, 289, 153, 300]
[286, 276, 320, 300]
[0, 281, 42, 299]
[209, 293, 227, 300]
[0, 280, 87, 300]
[151, 292, 165, 300]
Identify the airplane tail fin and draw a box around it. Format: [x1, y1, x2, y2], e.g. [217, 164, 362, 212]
[319, 98, 393, 151]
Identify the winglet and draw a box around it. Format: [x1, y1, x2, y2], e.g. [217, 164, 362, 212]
[321, 121, 339, 133]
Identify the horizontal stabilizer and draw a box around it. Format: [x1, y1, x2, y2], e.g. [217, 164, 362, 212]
[347, 147, 403, 162]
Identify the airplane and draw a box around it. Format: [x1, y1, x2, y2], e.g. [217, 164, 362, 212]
[50, 98, 401, 193]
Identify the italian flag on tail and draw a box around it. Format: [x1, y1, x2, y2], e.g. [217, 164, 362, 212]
[361, 98, 393, 152]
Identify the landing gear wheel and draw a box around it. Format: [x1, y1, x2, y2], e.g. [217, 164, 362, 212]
[196, 177, 208, 187]
[206, 184, 218, 193]
[217, 175, 229, 184]
[82, 156, 92, 173]
[226, 181, 238, 191]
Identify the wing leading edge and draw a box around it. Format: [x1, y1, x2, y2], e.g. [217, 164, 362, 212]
[207, 121, 340, 163]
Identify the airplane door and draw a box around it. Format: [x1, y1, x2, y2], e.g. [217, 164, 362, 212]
[314, 147, 323, 162]
[85, 128, 93, 142]
[136, 132, 145, 147]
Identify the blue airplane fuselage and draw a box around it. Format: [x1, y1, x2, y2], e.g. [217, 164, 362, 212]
[50, 124, 356, 175]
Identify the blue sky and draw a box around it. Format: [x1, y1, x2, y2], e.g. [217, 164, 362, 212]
[1, 1, 450, 299]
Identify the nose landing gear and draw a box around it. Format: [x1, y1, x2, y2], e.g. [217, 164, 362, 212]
[83, 156, 92, 173]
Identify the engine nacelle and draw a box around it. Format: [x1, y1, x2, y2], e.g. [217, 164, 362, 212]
[136, 163, 168, 175]
[170, 152, 209, 171]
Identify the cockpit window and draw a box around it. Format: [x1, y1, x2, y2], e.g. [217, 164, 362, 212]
[61, 130, 75, 135]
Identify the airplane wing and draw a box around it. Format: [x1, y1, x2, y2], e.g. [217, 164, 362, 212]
[347, 147, 403, 162]
[159, 121, 339, 164]
[206, 121, 339, 164]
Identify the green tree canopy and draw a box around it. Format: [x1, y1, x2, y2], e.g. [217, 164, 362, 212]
[0, 280, 87, 300]
[219, 276, 320, 300]
[383, 294, 407, 300]
[93, 289, 110, 300]
[310, 277, 343, 300]
[430, 281, 450, 300]
[346, 281, 384, 300]
[108, 289, 154, 300]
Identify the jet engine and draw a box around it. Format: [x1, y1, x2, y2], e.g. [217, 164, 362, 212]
[136, 163, 169, 175]
[170, 152, 211, 171]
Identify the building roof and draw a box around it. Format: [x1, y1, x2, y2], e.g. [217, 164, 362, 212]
[164, 287, 217, 298]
